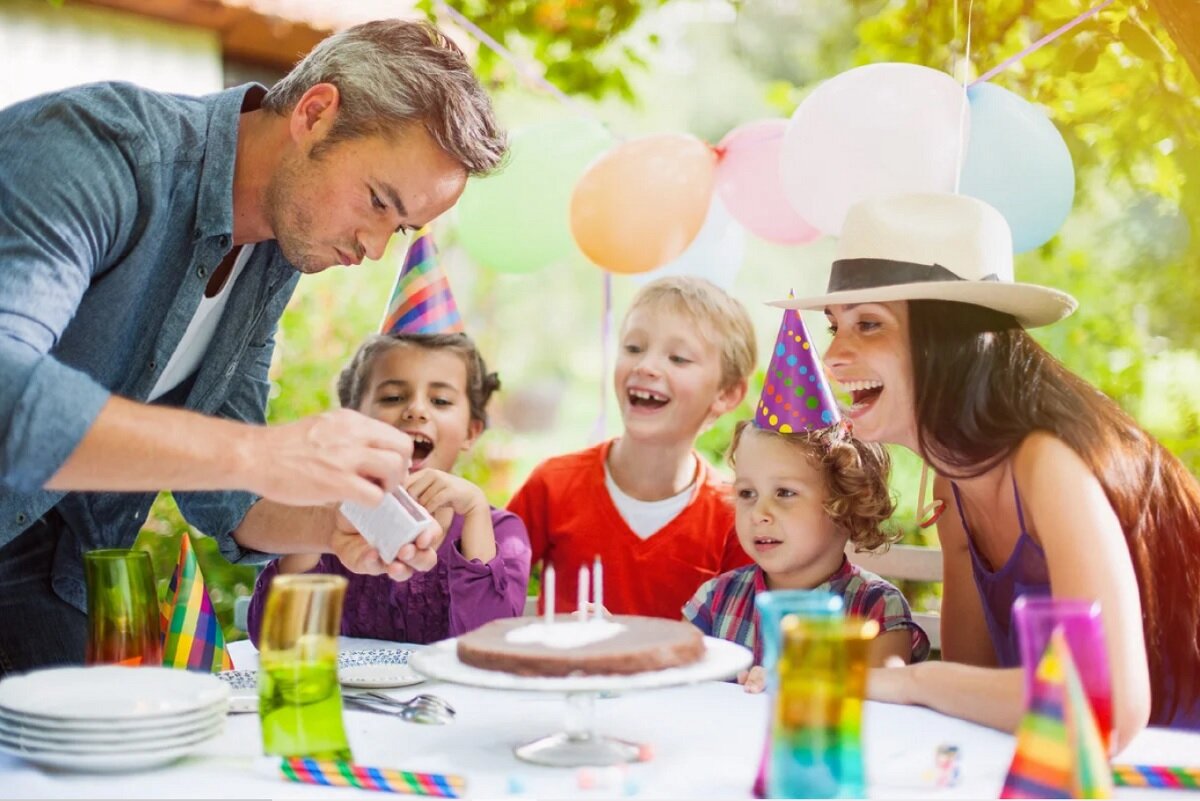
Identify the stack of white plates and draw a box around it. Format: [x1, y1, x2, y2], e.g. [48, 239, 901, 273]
[0, 666, 229, 772]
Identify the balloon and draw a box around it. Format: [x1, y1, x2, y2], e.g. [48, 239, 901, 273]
[716, 119, 820, 245]
[570, 133, 717, 274]
[960, 82, 1075, 253]
[781, 63, 968, 236]
[631, 194, 746, 291]
[456, 118, 614, 274]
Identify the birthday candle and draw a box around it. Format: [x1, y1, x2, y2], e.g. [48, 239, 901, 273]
[543, 565, 555, 624]
[593, 556, 603, 621]
[577, 564, 589, 621]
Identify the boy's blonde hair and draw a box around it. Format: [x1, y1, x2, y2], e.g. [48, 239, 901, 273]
[624, 277, 757, 390]
[729, 421, 899, 552]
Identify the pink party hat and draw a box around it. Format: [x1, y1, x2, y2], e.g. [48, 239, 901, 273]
[380, 226, 465, 335]
[756, 303, 840, 433]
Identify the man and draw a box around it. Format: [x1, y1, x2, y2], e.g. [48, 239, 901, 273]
[0, 19, 507, 674]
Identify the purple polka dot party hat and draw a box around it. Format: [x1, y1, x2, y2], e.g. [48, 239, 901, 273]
[755, 304, 840, 433]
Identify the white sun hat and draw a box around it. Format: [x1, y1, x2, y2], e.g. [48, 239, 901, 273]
[771, 193, 1077, 328]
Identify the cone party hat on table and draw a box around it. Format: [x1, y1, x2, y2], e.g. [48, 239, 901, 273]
[756, 300, 840, 433]
[1000, 626, 1113, 799]
[380, 226, 465, 335]
[160, 534, 232, 673]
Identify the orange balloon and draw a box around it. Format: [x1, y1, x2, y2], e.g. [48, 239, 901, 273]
[569, 133, 717, 274]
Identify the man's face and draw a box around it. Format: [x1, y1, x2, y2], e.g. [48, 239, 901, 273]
[265, 124, 467, 274]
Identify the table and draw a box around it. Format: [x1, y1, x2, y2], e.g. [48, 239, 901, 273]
[2, 638, 1196, 799]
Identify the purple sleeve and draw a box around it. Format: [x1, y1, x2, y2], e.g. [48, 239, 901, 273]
[445, 508, 531, 636]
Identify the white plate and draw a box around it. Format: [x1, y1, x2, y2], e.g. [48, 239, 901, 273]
[410, 636, 751, 693]
[0, 709, 225, 741]
[0, 719, 223, 754]
[0, 667, 229, 721]
[336, 648, 419, 689]
[0, 731, 218, 773]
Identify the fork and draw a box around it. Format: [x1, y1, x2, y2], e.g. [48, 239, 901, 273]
[350, 690, 457, 716]
[342, 691, 456, 724]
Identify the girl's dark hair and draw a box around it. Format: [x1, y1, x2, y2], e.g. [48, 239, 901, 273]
[908, 298, 1200, 725]
[729, 420, 898, 552]
[336, 332, 501, 427]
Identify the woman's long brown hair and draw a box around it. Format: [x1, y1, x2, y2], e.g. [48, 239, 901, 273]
[908, 299, 1200, 725]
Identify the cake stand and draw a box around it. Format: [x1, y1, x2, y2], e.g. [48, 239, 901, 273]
[410, 636, 751, 767]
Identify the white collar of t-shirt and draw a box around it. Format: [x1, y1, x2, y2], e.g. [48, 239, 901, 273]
[603, 457, 699, 539]
[148, 244, 254, 401]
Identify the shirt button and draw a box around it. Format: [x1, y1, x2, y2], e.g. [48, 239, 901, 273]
[192, 229, 202, 241]
[149, 360, 157, 371]
[197, 266, 208, 278]
[219, 235, 231, 248]
[15, 513, 26, 525]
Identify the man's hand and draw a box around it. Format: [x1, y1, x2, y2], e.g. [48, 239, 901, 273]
[406, 469, 488, 518]
[241, 409, 413, 507]
[329, 509, 447, 582]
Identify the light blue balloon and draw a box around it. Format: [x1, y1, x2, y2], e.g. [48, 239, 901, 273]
[960, 82, 1075, 253]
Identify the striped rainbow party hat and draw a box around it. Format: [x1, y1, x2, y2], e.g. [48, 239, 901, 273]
[160, 534, 232, 673]
[1001, 626, 1112, 799]
[380, 226, 465, 335]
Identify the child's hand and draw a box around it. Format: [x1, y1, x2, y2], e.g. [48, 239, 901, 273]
[738, 666, 767, 694]
[406, 469, 488, 518]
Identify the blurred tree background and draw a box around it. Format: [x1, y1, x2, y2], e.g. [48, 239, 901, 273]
[126, 0, 1199, 639]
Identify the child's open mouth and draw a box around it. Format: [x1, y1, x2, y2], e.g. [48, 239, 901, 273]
[409, 432, 434, 466]
[843, 380, 884, 417]
[753, 536, 782, 552]
[627, 388, 669, 411]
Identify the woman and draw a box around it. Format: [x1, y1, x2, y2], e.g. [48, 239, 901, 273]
[778, 193, 1200, 747]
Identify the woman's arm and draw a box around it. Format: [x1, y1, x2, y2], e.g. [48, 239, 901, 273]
[1015, 432, 1151, 750]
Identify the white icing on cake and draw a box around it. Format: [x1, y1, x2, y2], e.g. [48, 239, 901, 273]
[503, 620, 628, 649]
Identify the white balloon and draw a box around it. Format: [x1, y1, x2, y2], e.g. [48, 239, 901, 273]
[630, 195, 746, 291]
[781, 63, 969, 236]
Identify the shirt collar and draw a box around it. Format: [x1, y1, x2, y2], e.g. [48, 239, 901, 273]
[195, 83, 267, 244]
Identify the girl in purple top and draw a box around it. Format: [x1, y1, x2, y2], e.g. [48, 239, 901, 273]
[782, 193, 1200, 747]
[248, 333, 531, 644]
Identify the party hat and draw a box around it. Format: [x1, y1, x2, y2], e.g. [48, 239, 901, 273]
[1001, 627, 1113, 799]
[756, 302, 840, 433]
[159, 534, 232, 673]
[380, 226, 465, 335]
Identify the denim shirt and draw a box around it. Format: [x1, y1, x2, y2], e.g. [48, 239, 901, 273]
[0, 82, 301, 610]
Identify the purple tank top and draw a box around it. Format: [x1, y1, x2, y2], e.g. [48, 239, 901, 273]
[950, 478, 1050, 666]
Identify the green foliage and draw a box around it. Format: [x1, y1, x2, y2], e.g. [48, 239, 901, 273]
[420, 0, 667, 101]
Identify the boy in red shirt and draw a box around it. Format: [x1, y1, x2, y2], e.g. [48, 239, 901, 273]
[508, 277, 757, 619]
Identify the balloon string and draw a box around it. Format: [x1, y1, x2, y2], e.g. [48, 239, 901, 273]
[953, 0, 975, 194]
[970, 0, 1115, 86]
[590, 272, 613, 444]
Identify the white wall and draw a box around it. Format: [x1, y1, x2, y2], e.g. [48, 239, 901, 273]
[0, 0, 222, 109]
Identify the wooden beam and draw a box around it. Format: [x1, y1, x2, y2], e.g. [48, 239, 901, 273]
[69, 0, 330, 68]
[1150, 0, 1200, 85]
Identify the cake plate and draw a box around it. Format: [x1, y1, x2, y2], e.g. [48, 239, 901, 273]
[410, 636, 751, 767]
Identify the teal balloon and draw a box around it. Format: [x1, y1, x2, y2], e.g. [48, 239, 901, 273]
[961, 82, 1075, 253]
[456, 118, 614, 274]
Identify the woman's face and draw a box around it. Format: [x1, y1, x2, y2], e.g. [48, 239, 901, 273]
[823, 301, 919, 449]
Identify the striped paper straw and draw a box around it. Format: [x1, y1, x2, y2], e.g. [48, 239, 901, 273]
[278, 757, 467, 798]
[1112, 764, 1200, 790]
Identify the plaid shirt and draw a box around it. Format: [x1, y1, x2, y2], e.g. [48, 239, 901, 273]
[683, 558, 931, 665]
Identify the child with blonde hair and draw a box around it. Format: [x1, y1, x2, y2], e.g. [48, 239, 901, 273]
[247, 332, 530, 643]
[509, 277, 757, 619]
[684, 311, 928, 692]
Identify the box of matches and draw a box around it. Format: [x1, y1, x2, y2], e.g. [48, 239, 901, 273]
[339, 487, 435, 563]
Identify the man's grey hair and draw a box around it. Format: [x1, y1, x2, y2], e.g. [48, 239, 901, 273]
[262, 19, 506, 175]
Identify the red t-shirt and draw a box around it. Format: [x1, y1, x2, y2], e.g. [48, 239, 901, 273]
[507, 440, 752, 620]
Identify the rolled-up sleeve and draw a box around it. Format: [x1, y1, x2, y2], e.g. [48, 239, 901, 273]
[0, 100, 136, 491]
[445, 509, 531, 635]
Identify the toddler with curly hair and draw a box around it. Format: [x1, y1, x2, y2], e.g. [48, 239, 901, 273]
[684, 420, 930, 692]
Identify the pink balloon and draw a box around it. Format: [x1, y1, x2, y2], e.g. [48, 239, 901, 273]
[716, 120, 820, 245]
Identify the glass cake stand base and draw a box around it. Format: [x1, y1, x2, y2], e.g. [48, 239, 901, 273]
[513, 691, 645, 767]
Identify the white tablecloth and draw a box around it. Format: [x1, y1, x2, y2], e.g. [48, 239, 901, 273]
[1, 638, 1196, 799]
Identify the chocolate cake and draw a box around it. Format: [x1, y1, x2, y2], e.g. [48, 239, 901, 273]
[456, 614, 706, 677]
